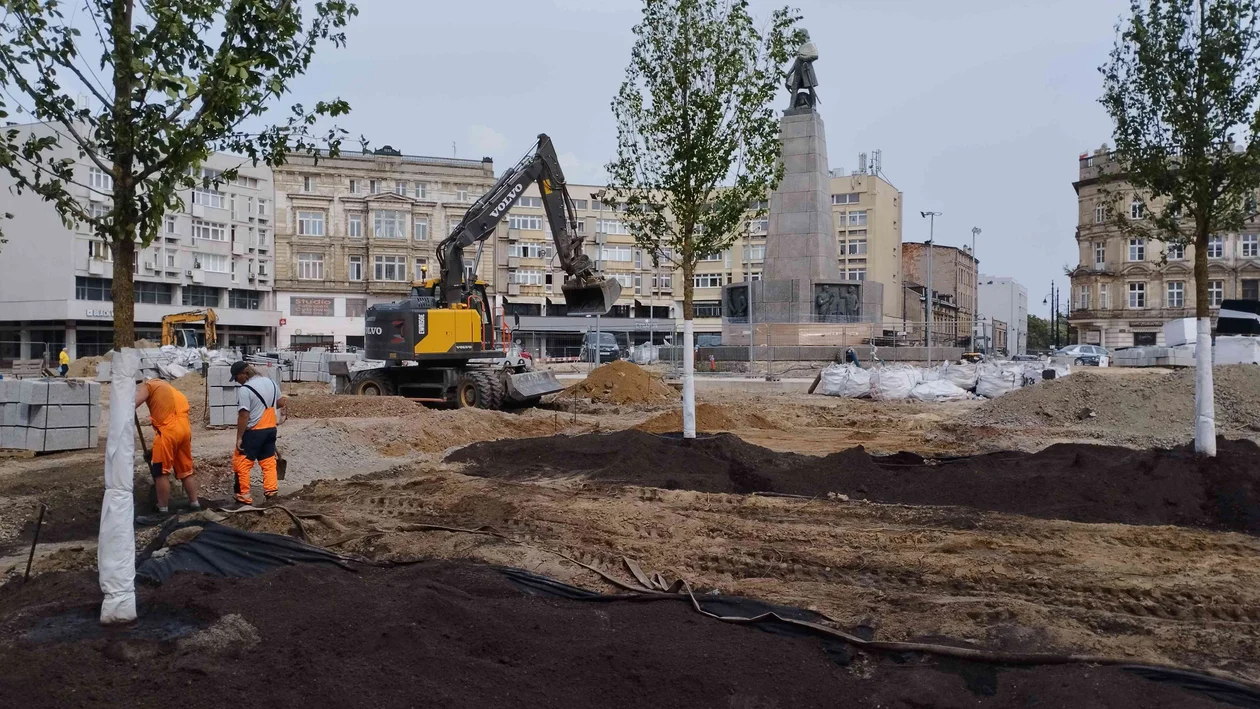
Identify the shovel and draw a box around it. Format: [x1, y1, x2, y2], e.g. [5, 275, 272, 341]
[135, 412, 158, 510]
[276, 447, 288, 481]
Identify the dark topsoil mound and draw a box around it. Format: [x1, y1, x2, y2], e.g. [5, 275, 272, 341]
[0, 562, 1230, 709]
[449, 431, 1260, 534]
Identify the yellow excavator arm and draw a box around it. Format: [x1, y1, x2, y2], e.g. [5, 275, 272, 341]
[161, 308, 218, 348]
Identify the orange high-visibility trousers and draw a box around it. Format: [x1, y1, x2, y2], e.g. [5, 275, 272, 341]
[234, 406, 278, 504]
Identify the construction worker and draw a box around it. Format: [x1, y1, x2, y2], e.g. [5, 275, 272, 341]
[231, 361, 286, 506]
[135, 377, 199, 522]
[58, 347, 70, 377]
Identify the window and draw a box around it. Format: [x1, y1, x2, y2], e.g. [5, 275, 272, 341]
[228, 289, 261, 310]
[414, 182, 427, 199]
[257, 228, 269, 248]
[1166, 281, 1184, 308]
[1243, 234, 1259, 258]
[374, 255, 407, 281]
[414, 217, 429, 241]
[1128, 282, 1146, 308]
[88, 167, 113, 191]
[75, 276, 112, 301]
[413, 257, 428, 280]
[831, 193, 860, 205]
[188, 219, 225, 242]
[511, 269, 543, 285]
[572, 199, 588, 210]
[348, 255, 363, 281]
[1130, 198, 1145, 220]
[1099, 283, 1109, 309]
[134, 281, 172, 304]
[1167, 243, 1185, 260]
[194, 252, 229, 273]
[166, 250, 177, 268]
[456, 187, 469, 201]
[1094, 243, 1105, 267]
[693, 273, 724, 289]
[348, 213, 363, 238]
[693, 301, 722, 318]
[573, 219, 585, 233]
[182, 285, 220, 308]
[296, 211, 325, 237]
[369, 179, 381, 195]
[509, 243, 545, 259]
[1208, 234, 1225, 258]
[517, 196, 543, 208]
[847, 268, 867, 281]
[1243, 279, 1259, 300]
[373, 210, 405, 239]
[395, 181, 408, 196]
[297, 252, 324, 280]
[349, 179, 361, 194]
[1094, 203, 1106, 224]
[602, 245, 632, 261]
[846, 239, 867, 255]
[87, 239, 112, 261]
[164, 215, 178, 234]
[346, 298, 368, 318]
[302, 175, 316, 193]
[257, 261, 268, 277]
[743, 244, 766, 262]
[1077, 284, 1092, 310]
[1128, 238, 1145, 262]
[748, 218, 769, 233]
[192, 185, 224, 208]
[509, 214, 543, 230]
[847, 210, 868, 226]
[596, 219, 628, 235]
[1209, 280, 1224, 306]
[652, 274, 672, 291]
[749, 199, 770, 210]
[610, 272, 633, 289]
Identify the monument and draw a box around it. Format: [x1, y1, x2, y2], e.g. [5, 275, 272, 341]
[722, 31, 882, 346]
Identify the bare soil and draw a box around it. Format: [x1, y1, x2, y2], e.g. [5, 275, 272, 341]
[560, 360, 678, 405]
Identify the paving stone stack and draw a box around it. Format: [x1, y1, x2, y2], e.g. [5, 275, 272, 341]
[206, 364, 281, 426]
[0, 378, 101, 451]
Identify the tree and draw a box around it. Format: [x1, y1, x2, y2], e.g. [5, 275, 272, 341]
[1026, 314, 1067, 352]
[606, 0, 800, 438]
[1099, 0, 1260, 455]
[0, 0, 358, 348]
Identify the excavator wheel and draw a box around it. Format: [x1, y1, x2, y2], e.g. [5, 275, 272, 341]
[351, 371, 396, 397]
[456, 371, 503, 410]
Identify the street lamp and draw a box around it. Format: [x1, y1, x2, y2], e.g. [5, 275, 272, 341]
[920, 211, 942, 366]
[971, 226, 981, 350]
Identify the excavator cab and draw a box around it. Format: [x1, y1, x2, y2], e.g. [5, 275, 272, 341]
[562, 277, 622, 315]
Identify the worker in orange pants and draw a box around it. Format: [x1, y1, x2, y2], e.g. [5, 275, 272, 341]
[230, 361, 287, 505]
[135, 378, 200, 523]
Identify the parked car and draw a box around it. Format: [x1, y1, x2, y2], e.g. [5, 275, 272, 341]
[579, 331, 623, 363]
[1055, 344, 1109, 366]
[1010, 354, 1042, 362]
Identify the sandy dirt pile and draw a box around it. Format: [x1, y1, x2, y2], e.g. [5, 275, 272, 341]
[561, 360, 678, 405]
[284, 394, 421, 420]
[635, 403, 780, 433]
[65, 355, 104, 378]
[966, 366, 1260, 437]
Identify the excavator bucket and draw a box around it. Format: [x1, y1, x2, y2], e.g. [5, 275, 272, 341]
[562, 278, 623, 315]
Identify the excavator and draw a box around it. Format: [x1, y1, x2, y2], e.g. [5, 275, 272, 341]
[161, 308, 218, 348]
[351, 134, 622, 408]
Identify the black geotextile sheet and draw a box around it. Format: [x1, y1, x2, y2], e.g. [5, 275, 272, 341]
[134, 523, 1260, 708]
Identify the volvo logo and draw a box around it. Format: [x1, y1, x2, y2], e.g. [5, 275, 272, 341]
[365, 326, 383, 335]
[490, 183, 525, 218]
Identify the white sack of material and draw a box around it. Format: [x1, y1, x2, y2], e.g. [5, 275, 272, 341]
[870, 365, 921, 401]
[976, 363, 1022, 398]
[818, 363, 871, 398]
[940, 362, 979, 390]
[910, 379, 971, 402]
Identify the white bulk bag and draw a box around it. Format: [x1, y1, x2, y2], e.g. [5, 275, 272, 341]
[870, 365, 921, 401]
[941, 362, 979, 390]
[976, 363, 1021, 398]
[818, 363, 871, 398]
[910, 379, 971, 402]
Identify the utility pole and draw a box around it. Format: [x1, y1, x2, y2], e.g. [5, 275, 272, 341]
[921, 211, 942, 366]
[971, 226, 981, 350]
[591, 191, 605, 369]
[745, 222, 754, 372]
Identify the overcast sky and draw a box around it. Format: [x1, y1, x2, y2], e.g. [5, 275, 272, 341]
[283, 0, 1132, 318]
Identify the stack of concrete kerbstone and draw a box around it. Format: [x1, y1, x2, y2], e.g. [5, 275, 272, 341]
[206, 363, 281, 426]
[0, 378, 101, 451]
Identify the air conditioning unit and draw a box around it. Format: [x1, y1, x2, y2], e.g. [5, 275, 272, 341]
[184, 269, 194, 277]
[142, 260, 155, 271]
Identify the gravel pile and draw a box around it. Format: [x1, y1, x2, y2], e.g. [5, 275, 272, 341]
[966, 366, 1260, 439]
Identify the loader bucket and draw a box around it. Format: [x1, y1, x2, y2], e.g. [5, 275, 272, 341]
[505, 369, 565, 402]
[562, 278, 622, 315]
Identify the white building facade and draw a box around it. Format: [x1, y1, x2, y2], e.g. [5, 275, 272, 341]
[0, 122, 280, 358]
[978, 275, 1028, 354]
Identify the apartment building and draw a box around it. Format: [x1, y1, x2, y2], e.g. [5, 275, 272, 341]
[271, 147, 497, 348]
[1069, 146, 1260, 347]
[0, 122, 279, 358]
[689, 170, 904, 332]
[902, 242, 978, 347]
[978, 275, 1028, 354]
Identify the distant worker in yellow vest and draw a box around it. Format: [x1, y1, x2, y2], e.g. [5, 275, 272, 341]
[58, 348, 69, 377]
[230, 362, 287, 506]
[135, 378, 199, 523]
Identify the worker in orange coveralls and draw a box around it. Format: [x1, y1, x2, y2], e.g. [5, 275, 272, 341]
[135, 377, 200, 524]
[230, 361, 287, 506]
